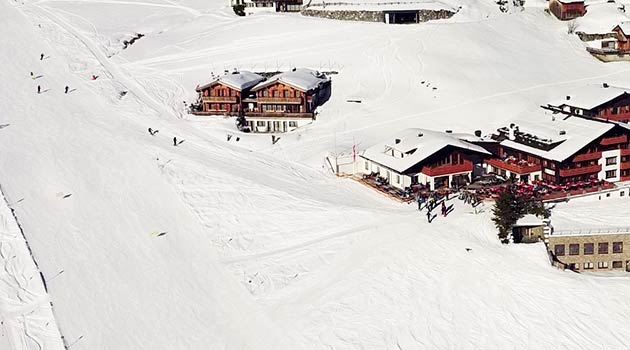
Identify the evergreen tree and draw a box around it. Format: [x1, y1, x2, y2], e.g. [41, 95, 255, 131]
[492, 186, 549, 244]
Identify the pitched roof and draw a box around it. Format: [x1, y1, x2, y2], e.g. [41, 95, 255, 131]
[613, 23, 630, 38]
[196, 70, 264, 92]
[361, 128, 490, 174]
[498, 113, 614, 162]
[556, 0, 584, 4]
[547, 84, 630, 111]
[252, 68, 329, 92]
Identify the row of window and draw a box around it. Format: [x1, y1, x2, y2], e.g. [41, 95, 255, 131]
[260, 104, 304, 113]
[255, 120, 298, 127]
[260, 90, 301, 98]
[568, 261, 625, 270]
[554, 241, 624, 256]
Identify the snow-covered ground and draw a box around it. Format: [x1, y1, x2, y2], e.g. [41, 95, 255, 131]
[3, 0, 630, 348]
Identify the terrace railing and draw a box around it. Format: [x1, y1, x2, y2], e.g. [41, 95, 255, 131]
[558, 164, 602, 177]
[201, 96, 238, 103]
[486, 158, 540, 174]
[552, 227, 630, 236]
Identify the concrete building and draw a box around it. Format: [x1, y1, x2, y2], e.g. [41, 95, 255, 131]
[547, 228, 630, 272]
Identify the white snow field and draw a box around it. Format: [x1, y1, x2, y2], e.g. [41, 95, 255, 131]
[2, 0, 630, 349]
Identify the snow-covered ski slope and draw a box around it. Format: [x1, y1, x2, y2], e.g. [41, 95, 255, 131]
[2, 0, 630, 348]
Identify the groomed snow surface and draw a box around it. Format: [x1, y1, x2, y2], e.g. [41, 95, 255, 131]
[2, 0, 630, 349]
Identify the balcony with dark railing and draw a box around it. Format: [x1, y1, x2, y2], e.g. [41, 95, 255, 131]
[572, 151, 602, 162]
[257, 97, 302, 104]
[600, 134, 628, 146]
[244, 111, 314, 119]
[486, 158, 541, 174]
[621, 148, 630, 156]
[558, 164, 602, 177]
[421, 160, 473, 177]
[201, 96, 238, 103]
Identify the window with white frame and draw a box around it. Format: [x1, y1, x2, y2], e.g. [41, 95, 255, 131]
[597, 261, 609, 269]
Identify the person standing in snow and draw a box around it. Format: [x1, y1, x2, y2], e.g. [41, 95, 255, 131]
[40, 53, 44, 60]
[148, 127, 153, 135]
[37, 85, 41, 94]
[426, 210, 432, 223]
[441, 202, 446, 216]
[64, 86, 69, 94]
[173, 137, 177, 146]
[30, 72, 34, 78]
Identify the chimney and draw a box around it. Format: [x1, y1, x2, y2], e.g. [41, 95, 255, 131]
[603, 83, 609, 88]
[395, 138, 401, 144]
[474, 130, 482, 137]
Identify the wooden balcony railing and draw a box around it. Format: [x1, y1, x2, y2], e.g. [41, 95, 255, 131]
[620, 162, 630, 170]
[558, 164, 602, 177]
[621, 148, 630, 156]
[421, 160, 473, 177]
[573, 151, 602, 162]
[486, 158, 540, 174]
[256, 97, 302, 104]
[201, 96, 238, 103]
[245, 111, 314, 119]
[600, 135, 628, 146]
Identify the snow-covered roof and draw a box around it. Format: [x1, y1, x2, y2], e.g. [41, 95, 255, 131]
[196, 70, 265, 91]
[613, 23, 630, 37]
[557, 0, 583, 4]
[547, 84, 630, 111]
[498, 113, 614, 162]
[361, 128, 490, 174]
[252, 68, 329, 92]
[513, 214, 546, 227]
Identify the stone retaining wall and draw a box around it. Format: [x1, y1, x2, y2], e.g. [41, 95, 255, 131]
[301, 8, 455, 23]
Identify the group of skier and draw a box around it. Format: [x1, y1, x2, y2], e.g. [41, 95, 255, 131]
[417, 191, 452, 223]
[34, 53, 72, 95]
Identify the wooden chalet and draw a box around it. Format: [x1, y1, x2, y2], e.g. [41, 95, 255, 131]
[544, 83, 630, 123]
[587, 24, 630, 61]
[549, 0, 586, 20]
[244, 68, 331, 133]
[485, 114, 630, 185]
[195, 70, 264, 116]
[359, 129, 491, 191]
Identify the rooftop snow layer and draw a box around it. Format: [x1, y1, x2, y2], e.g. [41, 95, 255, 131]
[361, 128, 490, 173]
[197, 70, 265, 91]
[547, 84, 630, 111]
[499, 113, 614, 162]
[253, 68, 329, 92]
[574, 3, 630, 34]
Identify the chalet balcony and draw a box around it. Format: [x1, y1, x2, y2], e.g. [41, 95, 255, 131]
[486, 158, 540, 174]
[558, 164, 602, 177]
[245, 111, 314, 119]
[600, 135, 628, 146]
[201, 96, 238, 103]
[256, 97, 302, 104]
[572, 151, 602, 162]
[620, 162, 630, 170]
[421, 160, 473, 177]
[621, 148, 630, 156]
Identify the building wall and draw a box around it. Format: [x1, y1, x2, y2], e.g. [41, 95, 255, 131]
[548, 233, 630, 271]
[198, 83, 241, 115]
[549, 0, 585, 20]
[599, 149, 621, 182]
[247, 118, 311, 133]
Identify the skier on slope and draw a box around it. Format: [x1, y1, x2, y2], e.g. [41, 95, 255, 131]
[40, 53, 44, 60]
[37, 85, 41, 94]
[441, 202, 447, 216]
[173, 137, 177, 146]
[64, 86, 69, 94]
